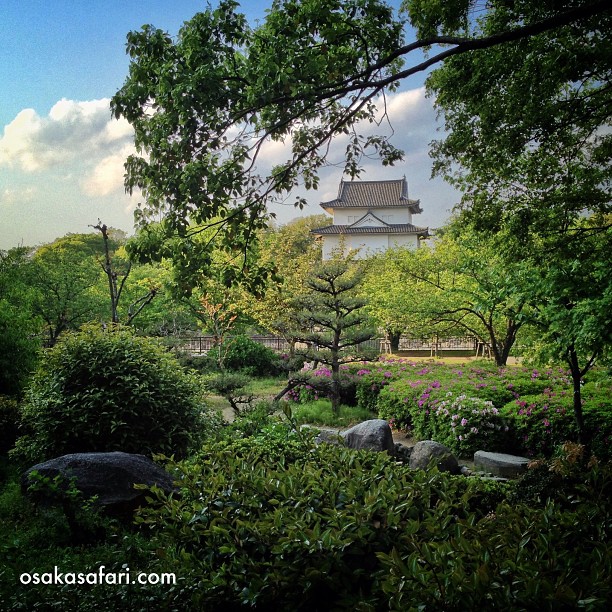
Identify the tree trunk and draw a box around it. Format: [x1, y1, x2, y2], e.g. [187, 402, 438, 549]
[388, 330, 401, 352]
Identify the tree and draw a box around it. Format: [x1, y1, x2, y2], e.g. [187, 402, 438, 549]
[426, 1, 611, 237]
[0, 248, 42, 395]
[362, 230, 528, 365]
[518, 217, 612, 445]
[238, 215, 325, 355]
[292, 255, 375, 412]
[426, 3, 611, 442]
[27, 234, 108, 346]
[110, 0, 608, 280]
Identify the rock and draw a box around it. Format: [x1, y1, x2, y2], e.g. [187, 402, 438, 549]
[394, 443, 413, 462]
[22, 452, 176, 516]
[314, 428, 345, 446]
[473, 451, 529, 478]
[409, 441, 460, 474]
[341, 419, 395, 454]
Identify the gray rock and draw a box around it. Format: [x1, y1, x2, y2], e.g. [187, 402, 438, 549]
[314, 428, 345, 446]
[473, 451, 529, 478]
[409, 441, 460, 474]
[22, 451, 176, 516]
[341, 419, 395, 454]
[394, 443, 413, 462]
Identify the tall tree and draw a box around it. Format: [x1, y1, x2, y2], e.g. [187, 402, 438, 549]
[0, 248, 42, 395]
[27, 235, 108, 346]
[362, 229, 528, 365]
[238, 215, 326, 354]
[292, 255, 375, 412]
[426, 2, 611, 442]
[427, 1, 610, 236]
[110, 0, 607, 280]
[518, 217, 612, 444]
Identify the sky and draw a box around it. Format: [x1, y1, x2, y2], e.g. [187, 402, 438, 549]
[0, 0, 460, 250]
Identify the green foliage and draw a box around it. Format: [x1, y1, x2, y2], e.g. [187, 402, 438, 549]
[0, 397, 20, 457]
[221, 400, 278, 439]
[502, 382, 612, 459]
[0, 300, 41, 397]
[202, 370, 253, 416]
[208, 334, 282, 376]
[354, 358, 608, 457]
[291, 399, 374, 428]
[133, 436, 610, 609]
[13, 325, 217, 463]
[0, 471, 165, 611]
[292, 256, 376, 412]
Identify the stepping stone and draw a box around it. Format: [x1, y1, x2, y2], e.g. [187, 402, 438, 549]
[473, 451, 529, 478]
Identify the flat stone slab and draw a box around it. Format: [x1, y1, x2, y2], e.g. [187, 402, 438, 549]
[473, 451, 529, 478]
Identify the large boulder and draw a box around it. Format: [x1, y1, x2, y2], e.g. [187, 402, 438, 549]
[409, 441, 460, 474]
[22, 451, 176, 516]
[473, 451, 529, 478]
[341, 419, 395, 454]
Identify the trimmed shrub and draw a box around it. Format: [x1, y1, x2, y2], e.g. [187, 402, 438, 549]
[429, 394, 512, 456]
[132, 435, 611, 610]
[12, 325, 218, 462]
[208, 335, 282, 376]
[286, 366, 358, 406]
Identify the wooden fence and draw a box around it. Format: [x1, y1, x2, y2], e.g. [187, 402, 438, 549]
[178, 335, 482, 356]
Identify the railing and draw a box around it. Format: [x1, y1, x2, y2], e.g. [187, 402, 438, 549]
[179, 335, 291, 354]
[178, 335, 481, 355]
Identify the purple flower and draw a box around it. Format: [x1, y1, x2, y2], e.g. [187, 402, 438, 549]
[461, 418, 468, 426]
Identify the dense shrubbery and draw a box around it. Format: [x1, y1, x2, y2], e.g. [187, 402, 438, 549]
[127, 437, 611, 610]
[1, 408, 610, 610]
[12, 325, 220, 463]
[354, 359, 611, 459]
[501, 382, 612, 458]
[207, 334, 283, 377]
[0, 396, 20, 457]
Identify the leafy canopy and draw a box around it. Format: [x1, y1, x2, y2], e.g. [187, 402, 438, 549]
[111, 0, 607, 280]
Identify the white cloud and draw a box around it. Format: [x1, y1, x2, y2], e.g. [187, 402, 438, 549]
[0, 98, 134, 176]
[0, 186, 37, 207]
[81, 144, 134, 197]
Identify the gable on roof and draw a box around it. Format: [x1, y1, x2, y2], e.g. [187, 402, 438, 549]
[350, 211, 389, 229]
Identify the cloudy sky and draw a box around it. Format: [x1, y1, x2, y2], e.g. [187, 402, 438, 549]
[0, 0, 460, 250]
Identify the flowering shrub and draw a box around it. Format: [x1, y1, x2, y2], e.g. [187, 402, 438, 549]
[430, 394, 510, 456]
[503, 383, 612, 459]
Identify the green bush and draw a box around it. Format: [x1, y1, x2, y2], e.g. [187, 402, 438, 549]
[0, 300, 40, 397]
[0, 396, 20, 456]
[178, 352, 217, 374]
[12, 325, 219, 463]
[208, 335, 282, 377]
[291, 399, 374, 427]
[428, 394, 512, 456]
[133, 438, 611, 610]
[502, 383, 612, 459]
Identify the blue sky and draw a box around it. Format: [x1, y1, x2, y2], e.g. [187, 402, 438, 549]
[0, 0, 458, 249]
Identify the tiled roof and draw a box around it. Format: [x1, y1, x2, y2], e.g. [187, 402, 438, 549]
[311, 224, 428, 235]
[320, 178, 422, 213]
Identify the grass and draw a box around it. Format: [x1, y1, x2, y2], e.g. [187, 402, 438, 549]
[244, 375, 287, 396]
[291, 399, 375, 428]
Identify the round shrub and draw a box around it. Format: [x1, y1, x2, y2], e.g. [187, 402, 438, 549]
[13, 325, 216, 462]
[208, 335, 281, 376]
